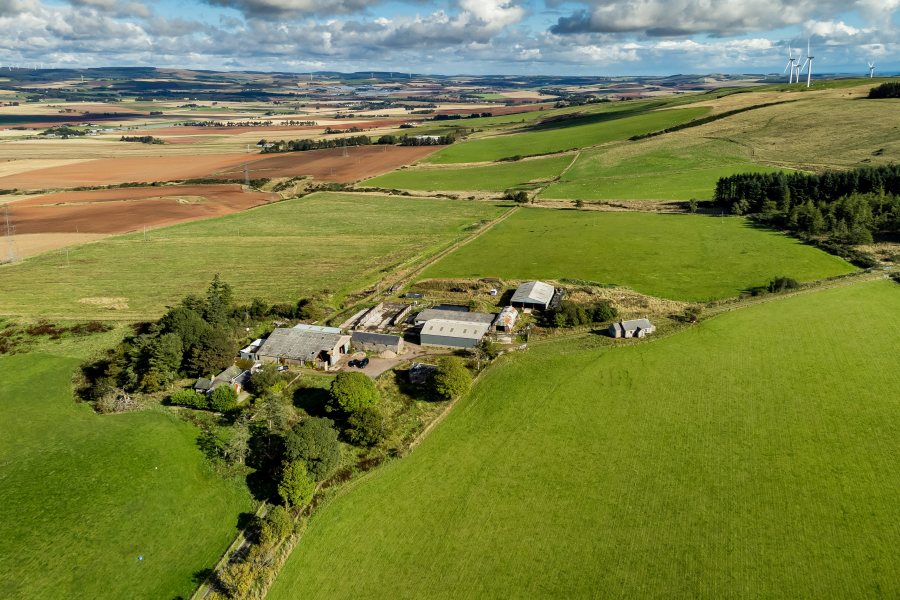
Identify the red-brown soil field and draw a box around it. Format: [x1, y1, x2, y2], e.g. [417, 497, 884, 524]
[213, 145, 440, 183]
[0, 154, 270, 190]
[7, 184, 277, 234]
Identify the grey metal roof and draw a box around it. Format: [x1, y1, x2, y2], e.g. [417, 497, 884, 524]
[617, 319, 654, 332]
[258, 328, 348, 361]
[511, 281, 555, 306]
[352, 331, 403, 345]
[415, 309, 495, 324]
[421, 319, 490, 341]
[293, 323, 343, 334]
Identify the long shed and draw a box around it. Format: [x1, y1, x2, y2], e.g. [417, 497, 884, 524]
[420, 319, 490, 349]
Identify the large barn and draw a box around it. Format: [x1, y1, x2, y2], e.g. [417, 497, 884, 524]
[257, 327, 351, 369]
[413, 308, 495, 327]
[510, 281, 556, 311]
[420, 319, 490, 349]
[351, 331, 404, 354]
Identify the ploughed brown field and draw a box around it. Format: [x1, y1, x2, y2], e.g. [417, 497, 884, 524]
[0, 154, 270, 190]
[7, 184, 277, 234]
[213, 145, 440, 183]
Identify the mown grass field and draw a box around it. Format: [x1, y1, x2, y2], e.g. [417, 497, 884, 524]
[0, 193, 506, 319]
[268, 280, 900, 599]
[542, 138, 784, 201]
[364, 154, 573, 191]
[421, 208, 854, 301]
[0, 351, 253, 600]
[425, 106, 710, 164]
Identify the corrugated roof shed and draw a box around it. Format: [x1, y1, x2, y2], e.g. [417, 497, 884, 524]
[351, 331, 403, 345]
[421, 319, 490, 341]
[258, 328, 347, 362]
[511, 281, 555, 307]
[415, 309, 495, 325]
[293, 323, 343, 334]
[620, 318, 654, 332]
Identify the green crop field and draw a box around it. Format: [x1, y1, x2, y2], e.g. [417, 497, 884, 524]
[0, 193, 506, 319]
[268, 280, 900, 599]
[425, 106, 710, 164]
[0, 351, 253, 599]
[542, 138, 784, 201]
[365, 154, 573, 191]
[420, 208, 854, 301]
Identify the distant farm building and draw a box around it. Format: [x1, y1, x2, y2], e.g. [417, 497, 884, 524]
[494, 306, 518, 332]
[414, 308, 495, 327]
[511, 281, 556, 311]
[420, 319, 490, 349]
[239, 338, 264, 361]
[194, 365, 250, 395]
[351, 331, 404, 354]
[608, 319, 656, 339]
[257, 327, 351, 369]
[409, 362, 438, 385]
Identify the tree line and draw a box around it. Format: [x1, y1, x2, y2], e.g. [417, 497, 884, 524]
[262, 133, 455, 153]
[868, 82, 900, 99]
[713, 165, 900, 250]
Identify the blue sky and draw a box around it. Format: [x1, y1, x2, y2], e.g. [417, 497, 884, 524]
[0, 0, 896, 75]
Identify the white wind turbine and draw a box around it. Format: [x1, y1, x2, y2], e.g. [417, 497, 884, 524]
[784, 45, 798, 83]
[800, 39, 814, 88]
[867, 60, 876, 78]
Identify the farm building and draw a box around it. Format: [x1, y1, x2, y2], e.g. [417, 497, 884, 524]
[292, 323, 343, 334]
[414, 308, 495, 327]
[257, 327, 351, 369]
[194, 365, 250, 395]
[494, 306, 519, 332]
[351, 331, 405, 354]
[420, 319, 490, 349]
[239, 338, 264, 361]
[608, 319, 656, 339]
[511, 281, 556, 311]
[409, 362, 438, 385]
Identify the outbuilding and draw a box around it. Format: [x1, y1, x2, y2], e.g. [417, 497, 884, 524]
[608, 319, 656, 339]
[511, 281, 556, 311]
[351, 331, 405, 354]
[493, 306, 519, 332]
[413, 308, 495, 327]
[257, 327, 351, 369]
[420, 319, 490, 349]
[239, 338, 264, 361]
[195, 365, 250, 395]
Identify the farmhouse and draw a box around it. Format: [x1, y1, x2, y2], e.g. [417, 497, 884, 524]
[511, 281, 556, 311]
[414, 308, 495, 327]
[608, 319, 656, 339]
[494, 306, 519, 332]
[194, 365, 250, 395]
[351, 331, 405, 354]
[257, 327, 351, 369]
[420, 319, 490, 349]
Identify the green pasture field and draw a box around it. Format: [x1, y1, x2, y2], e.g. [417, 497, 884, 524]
[420, 209, 854, 301]
[268, 279, 900, 599]
[0, 193, 506, 320]
[365, 154, 573, 192]
[542, 138, 785, 201]
[0, 351, 253, 599]
[425, 106, 710, 164]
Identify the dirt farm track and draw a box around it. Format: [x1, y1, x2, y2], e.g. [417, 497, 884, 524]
[6, 184, 277, 234]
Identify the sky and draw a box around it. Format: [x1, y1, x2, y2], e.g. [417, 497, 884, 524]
[0, 0, 897, 76]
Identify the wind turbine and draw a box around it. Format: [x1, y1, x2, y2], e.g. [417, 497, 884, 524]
[800, 39, 814, 88]
[867, 60, 876, 78]
[784, 45, 797, 83]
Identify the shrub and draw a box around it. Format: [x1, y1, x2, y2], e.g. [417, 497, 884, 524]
[284, 417, 341, 480]
[433, 357, 472, 400]
[278, 460, 316, 507]
[259, 505, 294, 547]
[768, 276, 800, 293]
[346, 407, 386, 447]
[329, 372, 380, 415]
[868, 82, 900, 99]
[169, 389, 208, 409]
[209, 385, 238, 412]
